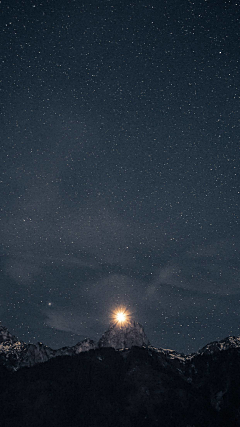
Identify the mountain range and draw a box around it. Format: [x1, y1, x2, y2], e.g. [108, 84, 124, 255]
[1, 321, 240, 426]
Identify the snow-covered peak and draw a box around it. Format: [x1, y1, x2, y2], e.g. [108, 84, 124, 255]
[98, 320, 150, 350]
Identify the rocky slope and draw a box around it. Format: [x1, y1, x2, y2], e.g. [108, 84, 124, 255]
[0, 325, 96, 371]
[98, 320, 150, 349]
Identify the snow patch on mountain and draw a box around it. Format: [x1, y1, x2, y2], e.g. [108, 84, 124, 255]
[198, 336, 240, 356]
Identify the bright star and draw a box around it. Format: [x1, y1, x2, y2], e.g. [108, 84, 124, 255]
[112, 307, 131, 327]
[116, 311, 126, 323]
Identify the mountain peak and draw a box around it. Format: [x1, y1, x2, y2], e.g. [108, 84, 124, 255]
[98, 320, 150, 350]
[198, 335, 240, 355]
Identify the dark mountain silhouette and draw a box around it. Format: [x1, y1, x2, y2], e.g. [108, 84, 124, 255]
[1, 323, 240, 426]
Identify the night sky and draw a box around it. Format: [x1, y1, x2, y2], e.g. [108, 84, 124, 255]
[1, 0, 240, 354]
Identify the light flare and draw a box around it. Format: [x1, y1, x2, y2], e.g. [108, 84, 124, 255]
[111, 306, 131, 327]
[116, 311, 126, 323]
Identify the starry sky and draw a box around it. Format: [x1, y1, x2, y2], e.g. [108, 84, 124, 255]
[1, 0, 240, 354]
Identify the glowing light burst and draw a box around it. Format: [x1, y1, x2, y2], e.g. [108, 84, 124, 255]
[111, 307, 131, 327]
[116, 311, 126, 323]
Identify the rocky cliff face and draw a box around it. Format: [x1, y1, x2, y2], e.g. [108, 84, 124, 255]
[98, 320, 150, 349]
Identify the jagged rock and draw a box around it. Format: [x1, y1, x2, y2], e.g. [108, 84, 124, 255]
[98, 320, 150, 349]
[198, 336, 240, 355]
[0, 325, 18, 344]
[73, 338, 96, 353]
[0, 326, 97, 371]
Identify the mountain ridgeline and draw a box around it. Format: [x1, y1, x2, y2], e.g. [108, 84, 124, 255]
[1, 322, 240, 426]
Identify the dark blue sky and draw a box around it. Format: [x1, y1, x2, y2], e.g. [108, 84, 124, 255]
[1, 0, 240, 353]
